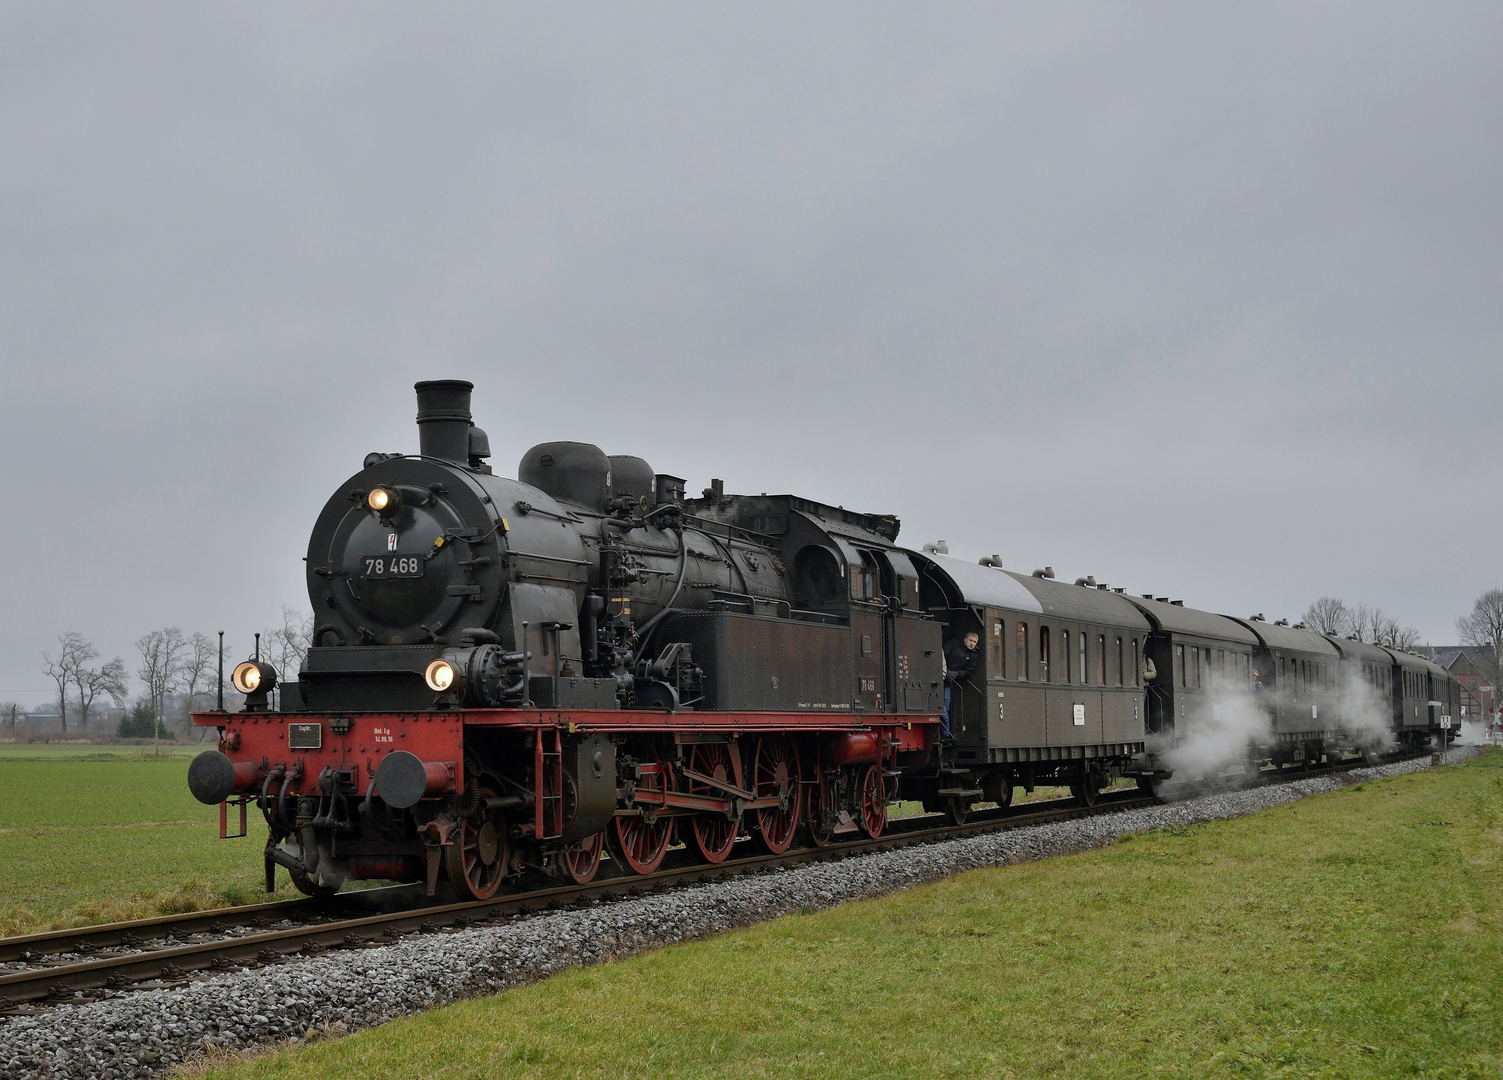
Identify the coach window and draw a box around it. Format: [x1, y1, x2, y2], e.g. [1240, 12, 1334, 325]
[1098, 635, 1107, 684]
[1017, 623, 1029, 681]
[1040, 627, 1050, 682]
[1079, 632, 1088, 685]
[1132, 639, 1141, 686]
[1176, 645, 1185, 687]
[992, 618, 1005, 679]
[1116, 637, 1124, 686]
[1062, 630, 1071, 684]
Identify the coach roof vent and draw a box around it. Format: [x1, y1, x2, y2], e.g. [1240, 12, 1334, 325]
[1073, 575, 1097, 587]
[979, 555, 1003, 568]
[1031, 566, 1054, 578]
[415, 380, 475, 465]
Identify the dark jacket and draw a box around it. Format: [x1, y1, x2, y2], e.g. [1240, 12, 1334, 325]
[944, 639, 979, 685]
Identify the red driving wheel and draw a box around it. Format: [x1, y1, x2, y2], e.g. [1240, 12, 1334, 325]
[688, 743, 739, 863]
[608, 814, 672, 875]
[559, 831, 604, 884]
[445, 786, 508, 900]
[859, 764, 887, 838]
[753, 735, 800, 854]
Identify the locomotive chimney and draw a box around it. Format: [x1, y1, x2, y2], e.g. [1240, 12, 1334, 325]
[414, 380, 475, 464]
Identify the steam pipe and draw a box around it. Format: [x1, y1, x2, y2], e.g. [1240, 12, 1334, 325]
[631, 527, 689, 664]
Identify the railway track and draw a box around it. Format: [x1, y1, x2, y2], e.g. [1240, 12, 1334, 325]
[0, 751, 1414, 1015]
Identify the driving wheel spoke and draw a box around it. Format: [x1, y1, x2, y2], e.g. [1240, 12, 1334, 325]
[446, 786, 507, 900]
[688, 743, 739, 863]
[859, 764, 887, 837]
[753, 735, 800, 854]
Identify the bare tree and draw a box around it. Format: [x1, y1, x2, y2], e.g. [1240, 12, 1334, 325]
[1303, 596, 1352, 636]
[1373, 614, 1421, 651]
[0, 702, 19, 732]
[1457, 587, 1503, 690]
[262, 608, 312, 710]
[180, 632, 221, 734]
[78, 657, 129, 728]
[1345, 604, 1379, 644]
[41, 632, 95, 733]
[136, 628, 187, 750]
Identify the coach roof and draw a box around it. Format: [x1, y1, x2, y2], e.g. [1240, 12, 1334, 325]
[1229, 618, 1341, 657]
[1326, 636, 1394, 665]
[917, 553, 1043, 613]
[1004, 572, 1151, 631]
[1126, 595, 1260, 645]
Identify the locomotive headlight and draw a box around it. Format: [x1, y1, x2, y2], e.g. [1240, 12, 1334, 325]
[229, 657, 278, 699]
[232, 662, 260, 693]
[425, 659, 456, 692]
[232, 660, 278, 695]
[367, 487, 401, 514]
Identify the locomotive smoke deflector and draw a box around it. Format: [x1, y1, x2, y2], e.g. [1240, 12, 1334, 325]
[415, 379, 476, 464]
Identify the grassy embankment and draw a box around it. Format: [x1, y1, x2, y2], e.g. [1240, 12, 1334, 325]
[192, 751, 1502, 1080]
[0, 743, 300, 935]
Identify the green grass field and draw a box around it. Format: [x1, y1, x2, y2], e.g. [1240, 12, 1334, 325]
[189, 751, 1502, 1080]
[0, 743, 299, 935]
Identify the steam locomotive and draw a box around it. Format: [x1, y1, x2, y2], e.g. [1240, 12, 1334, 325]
[189, 379, 1460, 898]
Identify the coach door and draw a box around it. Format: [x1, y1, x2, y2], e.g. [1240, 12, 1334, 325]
[880, 549, 937, 713]
[842, 544, 887, 711]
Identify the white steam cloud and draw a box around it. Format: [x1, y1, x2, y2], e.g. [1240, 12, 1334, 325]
[1333, 666, 1397, 756]
[1155, 664, 1402, 781]
[1155, 674, 1272, 780]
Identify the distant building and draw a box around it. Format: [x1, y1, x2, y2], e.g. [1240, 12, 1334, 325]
[1428, 646, 1496, 722]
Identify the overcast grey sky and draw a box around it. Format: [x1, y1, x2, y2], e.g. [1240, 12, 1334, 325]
[2, 2, 1499, 706]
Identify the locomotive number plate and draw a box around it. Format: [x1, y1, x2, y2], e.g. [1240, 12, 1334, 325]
[361, 554, 424, 579]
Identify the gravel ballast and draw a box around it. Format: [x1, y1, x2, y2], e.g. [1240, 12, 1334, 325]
[0, 747, 1486, 1079]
